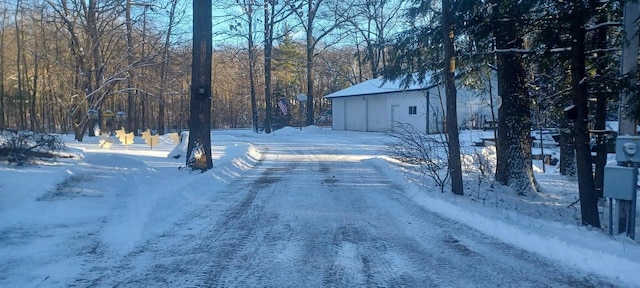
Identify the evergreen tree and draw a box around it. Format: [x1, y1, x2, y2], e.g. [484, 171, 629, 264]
[531, 0, 624, 227]
[272, 32, 304, 128]
[490, 0, 538, 194]
[387, 0, 538, 195]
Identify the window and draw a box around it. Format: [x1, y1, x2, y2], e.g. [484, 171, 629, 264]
[409, 106, 417, 115]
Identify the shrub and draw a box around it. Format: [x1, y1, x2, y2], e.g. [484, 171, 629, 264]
[386, 123, 450, 193]
[0, 130, 67, 165]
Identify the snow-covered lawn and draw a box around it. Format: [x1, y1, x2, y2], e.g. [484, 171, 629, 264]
[0, 127, 638, 287]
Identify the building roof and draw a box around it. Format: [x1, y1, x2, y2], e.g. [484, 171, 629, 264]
[324, 75, 436, 99]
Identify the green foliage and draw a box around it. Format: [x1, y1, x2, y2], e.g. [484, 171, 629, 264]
[529, 0, 623, 126]
[384, 0, 496, 87]
[273, 30, 304, 92]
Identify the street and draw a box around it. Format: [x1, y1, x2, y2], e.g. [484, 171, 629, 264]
[72, 139, 616, 287]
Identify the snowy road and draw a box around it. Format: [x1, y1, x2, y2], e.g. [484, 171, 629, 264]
[71, 138, 616, 287]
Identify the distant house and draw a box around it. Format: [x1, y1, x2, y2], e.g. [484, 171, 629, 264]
[324, 75, 498, 134]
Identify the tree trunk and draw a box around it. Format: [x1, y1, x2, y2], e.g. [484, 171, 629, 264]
[356, 43, 364, 83]
[570, 4, 600, 227]
[306, 21, 315, 126]
[158, 0, 178, 135]
[263, 0, 274, 134]
[559, 117, 576, 176]
[442, 0, 463, 195]
[14, 0, 26, 130]
[29, 26, 39, 132]
[492, 0, 537, 194]
[592, 6, 608, 198]
[0, 8, 5, 130]
[86, 0, 101, 137]
[245, 0, 259, 133]
[125, 0, 136, 134]
[186, 0, 213, 170]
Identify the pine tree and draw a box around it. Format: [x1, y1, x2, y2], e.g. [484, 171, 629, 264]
[491, 0, 538, 194]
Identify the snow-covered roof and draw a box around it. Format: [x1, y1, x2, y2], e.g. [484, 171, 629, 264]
[324, 75, 436, 99]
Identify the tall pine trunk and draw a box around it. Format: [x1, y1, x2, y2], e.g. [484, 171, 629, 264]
[442, 0, 463, 195]
[570, 3, 600, 227]
[592, 4, 608, 198]
[559, 116, 576, 176]
[492, 0, 538, 194]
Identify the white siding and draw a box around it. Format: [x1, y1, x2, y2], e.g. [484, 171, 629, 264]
[387, 90, 429, 134]
[425, 87, 445, 133]
[328, 81, 497, 134]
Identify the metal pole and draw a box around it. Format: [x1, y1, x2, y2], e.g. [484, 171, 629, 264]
[629, 163, 638, 239]
[610, 198, 614, 235]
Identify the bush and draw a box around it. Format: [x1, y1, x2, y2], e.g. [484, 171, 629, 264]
[0, 130, 67, 165]
[463, 146, 496, 201]
[386, 123, 450, 193]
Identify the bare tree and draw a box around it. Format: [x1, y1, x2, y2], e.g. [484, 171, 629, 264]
[186, 0, 213, 170]
[27, 3, 42, 132]
[125, 0, 137, 134]
[298, 0, 346, 126]
[46, 0, 148, 141]
[345, 0, 401, 79]
[0, 5, 6, 130]
[231, 0, 261, 133]
[14, 0, 26, 129]
[157, 0, 179, 135]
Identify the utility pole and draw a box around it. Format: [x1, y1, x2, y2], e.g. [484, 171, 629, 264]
[620, 1, 639, 136]
[606, 1, 640, 239]
[186, 0, 213, 170]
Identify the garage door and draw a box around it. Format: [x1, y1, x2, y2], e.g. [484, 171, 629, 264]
[366, 96, 386, 132]
[345, 98, 363, 131]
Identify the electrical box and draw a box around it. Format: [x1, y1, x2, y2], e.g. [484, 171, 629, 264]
[615, 135, 640, 163]
[604, 165, 638, 200]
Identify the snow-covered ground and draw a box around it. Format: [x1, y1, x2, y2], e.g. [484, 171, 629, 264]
[0, 127, 638, 287]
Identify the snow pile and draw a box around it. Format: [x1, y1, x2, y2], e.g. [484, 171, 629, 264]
[272, 125, 327, 136]
[168, 131, 189, 159]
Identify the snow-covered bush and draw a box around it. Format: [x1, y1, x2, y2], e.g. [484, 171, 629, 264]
[0, 130, 67, 165]
[463, 146, 497, 200]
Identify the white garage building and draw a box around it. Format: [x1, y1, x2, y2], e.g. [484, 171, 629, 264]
[324, 76, 497, 134]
